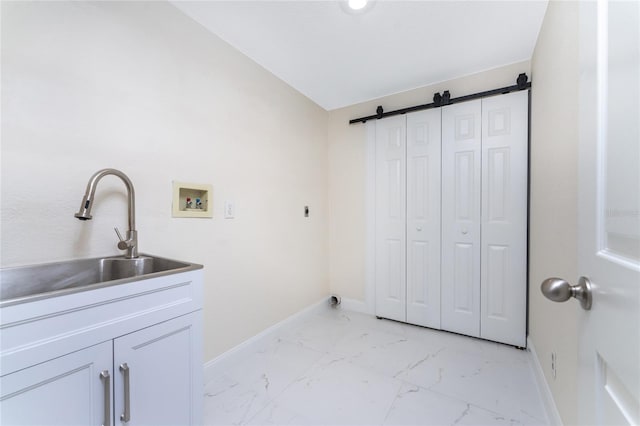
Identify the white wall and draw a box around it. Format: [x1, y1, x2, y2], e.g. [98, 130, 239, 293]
[327, 61, 531, 305]
[529, 1, 580, 425]
[0, 1, 329, 361]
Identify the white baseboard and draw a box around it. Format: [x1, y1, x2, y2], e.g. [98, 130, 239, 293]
[204, 297, 329, 383]
[338, 297, 374, 315]
[527, 336, 563, 426]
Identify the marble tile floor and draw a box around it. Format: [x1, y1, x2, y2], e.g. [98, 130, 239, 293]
[204, 308, 548, 426]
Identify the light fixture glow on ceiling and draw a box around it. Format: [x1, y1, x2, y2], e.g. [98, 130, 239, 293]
[348, 0, 368, 11]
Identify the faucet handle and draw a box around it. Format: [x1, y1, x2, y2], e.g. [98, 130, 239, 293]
[114, 227, 129, 250]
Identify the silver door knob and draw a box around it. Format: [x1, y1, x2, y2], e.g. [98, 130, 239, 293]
[540, 276, 592, 310]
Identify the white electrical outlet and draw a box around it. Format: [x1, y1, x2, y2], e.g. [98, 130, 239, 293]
[224, 201, 235, 219]
[551, 352, 557, 379]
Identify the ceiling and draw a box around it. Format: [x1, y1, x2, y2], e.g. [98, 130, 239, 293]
[172, 1, 548, 111]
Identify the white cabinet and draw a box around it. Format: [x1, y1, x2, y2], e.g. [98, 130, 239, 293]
[0, 268, 203, 426]
[1, 341, 112, 426]
[374, 91, 528, 347]
[114, 313, 202, 426]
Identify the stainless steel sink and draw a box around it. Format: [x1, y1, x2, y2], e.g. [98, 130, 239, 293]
[0, 254, 202, 307]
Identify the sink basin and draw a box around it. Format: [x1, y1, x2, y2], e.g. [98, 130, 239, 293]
[0, 254, 202, 307]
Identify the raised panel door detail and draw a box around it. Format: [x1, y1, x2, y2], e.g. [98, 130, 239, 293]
[486, 245, 508, 319]
[388, 127, 403, 148]
[387, 159, 403, 219]
[455, 151, 475, 221]
[409, 241, 429, 305]
[455, 114, 476, 141]
[411, 156, 429, 220]
[441, 100, 481, 338]
[413, 122, 428, 145]
[453, 243, 474, 313]
[488, 108, 511, 137]
[487, 148, 510, 222]
[386, 239, 403, 301]
[406, 109, 441, 329]
[375, 115, 406, 323]
[481, 91, 527, 347]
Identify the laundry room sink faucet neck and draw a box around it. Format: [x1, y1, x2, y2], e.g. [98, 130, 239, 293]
[74, 168, 138, 259]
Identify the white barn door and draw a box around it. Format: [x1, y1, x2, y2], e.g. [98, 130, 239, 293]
[480, 91, 528, 347]
[406, 109, 442, 328]
[375, 115, 407, 322]
[374, 94, 527, 345]
[441, 100, 482, 337]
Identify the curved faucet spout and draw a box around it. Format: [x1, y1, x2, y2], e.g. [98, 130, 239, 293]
[75, 168, 138, 258]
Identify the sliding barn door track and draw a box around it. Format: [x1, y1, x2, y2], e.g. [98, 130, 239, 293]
[349, 73, 530, 124]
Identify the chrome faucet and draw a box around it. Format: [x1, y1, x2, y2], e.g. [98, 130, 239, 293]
[74, 168, 138, 258]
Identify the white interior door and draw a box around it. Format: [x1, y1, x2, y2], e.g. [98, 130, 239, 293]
[375, 115, 407, 322]
[406, 109, 441, 328]
[577, 1, 640, 424]
[480, 91, 528, 347]
[441, 99, 482, 337]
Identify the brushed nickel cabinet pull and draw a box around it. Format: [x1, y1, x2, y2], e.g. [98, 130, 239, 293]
[100, 370, 111, 426]
[119, 363, 131, 422]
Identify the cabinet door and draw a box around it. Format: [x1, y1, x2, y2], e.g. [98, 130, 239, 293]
[375, 115, 407, 322]
[113, 312, 203, 426]
[406, 109, 442, 328]
[480, 91, 528, 347]
[441, 100, 482, 337]
[0, 341, 113, 426]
